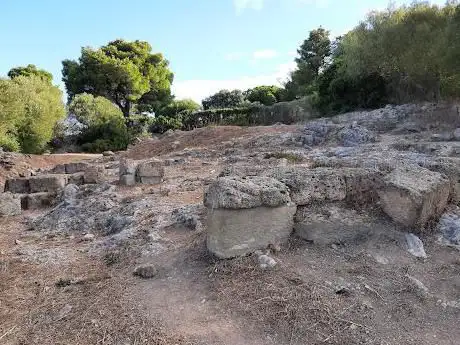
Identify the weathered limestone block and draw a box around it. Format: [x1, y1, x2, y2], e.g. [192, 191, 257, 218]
[205, 176, 295, 258]
[84, 166, 105, 184]
[50, 164, 66, 174]
[378, 165, 450, 230]
[136, 159, 164, 185]
[119, 159, 137, 186]
[65, 162, 89, 174]
[68, 172, 85, 185]
[29, 175, 67, 193]
[204, 176, 291, 209]
[4, 178, 30, 193]
[24, 192, 56, 210]
[264, 167, 347, 205]
[0, 192, 22, 216]
[294, 204, 374, 245]
[341, 168, 384, 203]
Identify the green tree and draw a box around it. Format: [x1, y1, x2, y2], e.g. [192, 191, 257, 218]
[62, 39, 173, 118]
[340, 2, 459, 102]
[245, 85, 284, 106]
[68, 93, 123, 126]
[0, 76, 65, 153]
[202, 89, 244, 110]
[8, 64, 53, 84]
[159, 98, 200, 118]
[285, 27, 332, 99]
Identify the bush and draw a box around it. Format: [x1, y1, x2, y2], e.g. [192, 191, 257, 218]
[0, 135, 20, 152]
[78, 117, 129, 153]
[0, 76, 65, 153]
[149, 115, 183, 134]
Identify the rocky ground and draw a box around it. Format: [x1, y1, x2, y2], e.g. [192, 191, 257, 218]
[1, 103, 460, 345]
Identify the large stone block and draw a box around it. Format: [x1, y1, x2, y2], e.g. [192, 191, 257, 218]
[0, 192, 22, 216]
[205, 176, 295, 258]
[24, 192, 56, 210]
[204, 176, 291, 209]
[119, 159, 137, 186]
[294, 204, 374, 245]
[84, 166, 105, 184]
[119, 159, 137, 176]
[65, 162, 89, 174]
[50, 164, 66, 174]
[378, 165, 450, 230]
[29, 175, 67, 193]
[4, 178, 30, 193]
[68, 172, 85, 185]
[207, 204, 296, 258]
[136, 159, 164, 184]
[264, 167, 347, 206]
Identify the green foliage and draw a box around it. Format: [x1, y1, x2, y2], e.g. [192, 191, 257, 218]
[0, 76, 65, 153]
[285, 27, 332, 100]
[8, 64, 53, 84]
[68, 93, 123, 126]
[202, 89, 245, 110]
[79, 117, 129, 153]
[340, 1, 459, 103]
[62, 39, 173, 117]
[149, 115, 183, 133]
[286, 2, 460, 115]
[158, 99, 200, 118]
[245, 85, 284, 106]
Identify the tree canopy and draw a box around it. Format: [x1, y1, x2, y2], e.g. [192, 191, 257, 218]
[62, 39, 173, 117]
[202, 89, 245, 110]
[68, 93, 123, 126]
[245, 85, 285, 106]
[158, 99, 201, 118]
[0, 76, 65, 153]
[8, 64, 53, 84]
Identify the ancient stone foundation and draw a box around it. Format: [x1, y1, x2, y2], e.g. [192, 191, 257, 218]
[204, 176, 296, 258]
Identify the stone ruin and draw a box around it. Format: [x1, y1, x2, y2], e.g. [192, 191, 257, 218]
[0, 157, 165, 216]
[2, 102, 460, 260]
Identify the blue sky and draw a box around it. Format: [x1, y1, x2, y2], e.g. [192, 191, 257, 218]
[0, 0, 447, 102]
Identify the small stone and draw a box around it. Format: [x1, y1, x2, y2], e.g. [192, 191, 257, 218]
[405, 233, 427, 258]
[82, 234, 95, 241]
[258, 254, 277, 269]
[133, 264, 157, 279]
[102, 151, 115, 157]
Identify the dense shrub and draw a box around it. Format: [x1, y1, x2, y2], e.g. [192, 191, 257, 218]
[0, 76, 65, 153]
[78, 117, 129, 153]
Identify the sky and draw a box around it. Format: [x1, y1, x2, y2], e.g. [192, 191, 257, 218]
[0, 0, 448, 103]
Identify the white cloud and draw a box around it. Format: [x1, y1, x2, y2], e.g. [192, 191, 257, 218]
[252, 49, 278, 60]
[172, 61, 296, 103]
[234, 0, 264, 13]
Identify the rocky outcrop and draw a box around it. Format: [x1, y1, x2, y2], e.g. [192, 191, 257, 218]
[205, 176, 295, 258]
[378, 165, 450, 230]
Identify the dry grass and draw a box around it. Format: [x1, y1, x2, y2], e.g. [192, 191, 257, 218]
[208, 256, 372, 345]
[0, 238, 187, 345]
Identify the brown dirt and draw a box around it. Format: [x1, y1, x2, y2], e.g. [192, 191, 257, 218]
[124, 125, 298, 159]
